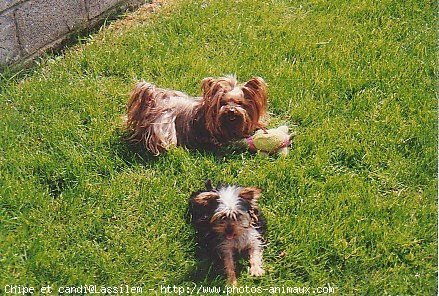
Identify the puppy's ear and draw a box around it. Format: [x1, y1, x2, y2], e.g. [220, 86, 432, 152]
[239, 187, 262, 202]
[205, 179, 214, 191]
[201, 77, 216, 95]
[192, 191, 219, 205]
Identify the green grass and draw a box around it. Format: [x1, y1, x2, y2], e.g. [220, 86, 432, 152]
[0, 0, 437, 294]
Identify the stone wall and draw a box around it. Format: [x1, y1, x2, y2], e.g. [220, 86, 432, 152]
[0, 0, 147, 68]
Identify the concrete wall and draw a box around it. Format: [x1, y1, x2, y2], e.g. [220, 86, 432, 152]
[0, 0, 147, 68]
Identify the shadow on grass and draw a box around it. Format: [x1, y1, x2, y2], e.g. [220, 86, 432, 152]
[183, 246, 259, 287]
[185, 248, 225, 283]
[110, 126, 252, 168]
[109, 127, 161, 166]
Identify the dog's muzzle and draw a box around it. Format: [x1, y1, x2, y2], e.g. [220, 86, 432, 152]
[221, 105, 245, 120]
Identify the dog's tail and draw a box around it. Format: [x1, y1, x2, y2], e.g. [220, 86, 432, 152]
[126, 81, 155, 123]
[125, 81, 176, 155]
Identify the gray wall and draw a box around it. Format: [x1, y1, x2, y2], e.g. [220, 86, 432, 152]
[0, 0, 147, 68]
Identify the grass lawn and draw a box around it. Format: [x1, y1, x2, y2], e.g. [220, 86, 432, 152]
[0, 0, 437, 294]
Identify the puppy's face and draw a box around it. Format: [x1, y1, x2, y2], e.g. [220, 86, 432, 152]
[211, 208, 252, 240]
[201, 76, 267, 142]
[191, 185, 261, 240]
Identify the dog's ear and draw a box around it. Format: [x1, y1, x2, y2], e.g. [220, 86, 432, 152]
[242, 77, 268, 119]
[192, 191, 220, 205]
[205, 179, 214, 190]
[244, 77, 267, 91]
[201, 77, 216, 96]
[239, 187, 262, 203]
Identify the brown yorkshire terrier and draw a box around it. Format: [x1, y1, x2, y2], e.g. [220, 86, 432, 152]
[189, 181, 266, 285]
[125, 75, 267, 155]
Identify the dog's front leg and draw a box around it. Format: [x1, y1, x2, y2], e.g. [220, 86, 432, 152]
[223, 250, 237, 285]
[249, 246, 265, 277]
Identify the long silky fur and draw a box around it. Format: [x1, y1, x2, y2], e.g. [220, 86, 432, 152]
[125, 76, 267, 155]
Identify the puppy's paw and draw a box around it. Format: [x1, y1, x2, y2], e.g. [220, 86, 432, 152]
[250, 266, 265, 277]
[227, 278, 238, 286]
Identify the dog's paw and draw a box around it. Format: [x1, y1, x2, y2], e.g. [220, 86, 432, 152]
[250, 266, 265, 277]
[227, 278, 238, 286]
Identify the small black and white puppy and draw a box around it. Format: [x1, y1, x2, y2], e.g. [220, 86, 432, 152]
[189, 181, 266, 285]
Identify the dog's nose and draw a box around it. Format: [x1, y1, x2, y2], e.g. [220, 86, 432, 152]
[225, 225, 235, 239]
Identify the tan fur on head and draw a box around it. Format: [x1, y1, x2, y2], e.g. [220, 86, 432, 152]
[193, 191, 219, 205]
[203, 76, 268, 144]
[125, 76, 268, 155]
[239, 187, 262, 208]
[242, 77, 268, 122]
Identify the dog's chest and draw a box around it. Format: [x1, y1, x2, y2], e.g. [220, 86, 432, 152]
[227, 228, 261, 252]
